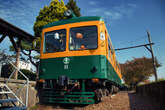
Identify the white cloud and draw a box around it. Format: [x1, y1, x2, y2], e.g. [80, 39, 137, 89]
[89, 8, 103, 13]
[89, 7, 123, 20]
[128, 3, 137, 8]
[104, 11, 122, 20]
[88, 3, 137, 21]
[112, 12, 122, 20]
[104, 11, 113, 16]
[89, 1, 97, 5]
[113, 3, 137, 17]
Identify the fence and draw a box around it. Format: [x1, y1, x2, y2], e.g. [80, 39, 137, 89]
[136, 81, 165, 109]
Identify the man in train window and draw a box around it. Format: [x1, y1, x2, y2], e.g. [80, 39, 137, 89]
[69, 26, 97, 51]
[75, 32, 86, 50]
[70, 32, 86, 50]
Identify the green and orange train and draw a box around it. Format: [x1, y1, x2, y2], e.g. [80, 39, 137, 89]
[37, 11, 122, 104]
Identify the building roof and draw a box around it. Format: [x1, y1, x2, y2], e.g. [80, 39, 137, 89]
[43, 16, 103, 29]
[0, 18, 34, 42]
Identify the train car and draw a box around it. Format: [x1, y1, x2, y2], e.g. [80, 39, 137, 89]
[37, 11, 122, 104]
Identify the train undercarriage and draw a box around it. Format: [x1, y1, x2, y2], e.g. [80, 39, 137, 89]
[37, 76, 120, 104]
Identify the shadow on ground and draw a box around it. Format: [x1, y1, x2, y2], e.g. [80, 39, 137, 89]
[35, 103, 87, 110]
[128, 91, 161, 110]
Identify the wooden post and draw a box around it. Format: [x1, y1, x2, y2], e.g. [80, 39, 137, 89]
[14, 39, 21, 80]
[8, 36, 21, 79]
[15, 47, 20, 79]
[147, 31, 158, 81]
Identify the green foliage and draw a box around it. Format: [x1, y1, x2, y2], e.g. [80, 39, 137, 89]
[1, 63, 36, 81]
[29, 105, 39, 110]
[32, 37, 41, 52]
[157, 78, 165, 81]
[9, 40, 33, 51]
[1, 64, 13, 78]
[21, 41, 32, 50]
[0, 50, 15, 63]
[148, 78, 165, 84]
[19, 69, 36, 81]
[66, 0, 81, 17]
[33, 0, 67, 37]
[120, 57, 161, 87]
[9, 40, 40, 67]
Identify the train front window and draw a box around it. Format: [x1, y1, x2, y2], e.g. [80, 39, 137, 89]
[44, 29, 66, 53]
[69, 26, 98, 50]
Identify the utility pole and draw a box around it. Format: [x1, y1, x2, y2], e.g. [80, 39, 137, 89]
[147, 31, 158, 81]
[114, 31, 158, 81]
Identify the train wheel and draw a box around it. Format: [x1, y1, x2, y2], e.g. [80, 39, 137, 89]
[102, 88, 109, 96]
[109, 85, 114, 94]
[105, 89, 109, 96]
[102, 88, 106, 96]
[113, 86, 119, 94]
[95, 89, 103, 103]
[113, 85, 117, 94]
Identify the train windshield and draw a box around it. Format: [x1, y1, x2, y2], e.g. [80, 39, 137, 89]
[69, 26, 98, 50]
[44, 29, 66, 53]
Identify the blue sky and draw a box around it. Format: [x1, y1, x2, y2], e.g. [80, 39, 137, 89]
[0, 0, 165, 79]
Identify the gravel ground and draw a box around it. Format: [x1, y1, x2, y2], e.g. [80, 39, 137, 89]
[33, 91, 159, 110]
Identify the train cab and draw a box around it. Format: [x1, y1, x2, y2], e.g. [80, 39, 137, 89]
[38, 12, 122, 104]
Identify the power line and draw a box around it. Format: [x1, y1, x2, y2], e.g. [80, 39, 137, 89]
[115, 35, 146, 46]
[115, 31, 158, 81]
[115, 43, 154, 51]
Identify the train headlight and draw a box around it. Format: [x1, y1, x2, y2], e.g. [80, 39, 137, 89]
[92, 78, 99, 83]
[39, 79, 45, 83]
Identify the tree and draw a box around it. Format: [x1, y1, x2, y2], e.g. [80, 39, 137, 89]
[20, 40, 40, 73]
[33, 0, 67, 37]
[0, 50, 10, 63]
[0, 50, 16, 78]
[8, 38, 21, 79]
[9, 0, 82, 79]
[19, 69, 36, 81]
[9, 0, 67, 77]
[66, 0, 81, 17]
[120, 57, 161, 88]
[10, 40, 40, 75]
[31, 0, 68, 73]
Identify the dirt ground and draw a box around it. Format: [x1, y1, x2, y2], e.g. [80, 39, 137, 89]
[32, 91, 160, 110]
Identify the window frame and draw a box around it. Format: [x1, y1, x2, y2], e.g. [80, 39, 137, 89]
[69, 25, 98, 51]
[108, 36, 114, 54]
[43, 29, 67, 54]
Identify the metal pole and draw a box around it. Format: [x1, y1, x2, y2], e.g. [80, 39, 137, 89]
[147, 31, 158, 81]
[26, 80, 29, 107]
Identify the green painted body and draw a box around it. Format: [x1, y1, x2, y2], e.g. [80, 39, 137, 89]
[43, 16, 103, 29]
[39, 55, 121, 104]
[39, 55, 121, 85]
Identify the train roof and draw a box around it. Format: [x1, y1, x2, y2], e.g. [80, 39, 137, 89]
[43, 16, 103, 29]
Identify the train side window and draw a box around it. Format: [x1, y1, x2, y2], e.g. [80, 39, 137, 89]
[108, 37, 112, 51]
[105, 30, 111, 58]
[108, 45, 111, 58]
[107, 36, 114, 61]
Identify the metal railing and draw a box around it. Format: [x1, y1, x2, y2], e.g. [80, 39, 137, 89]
[1, 57, 29, 107]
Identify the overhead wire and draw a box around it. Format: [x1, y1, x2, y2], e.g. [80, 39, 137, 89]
[115, 35, 147, 47]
